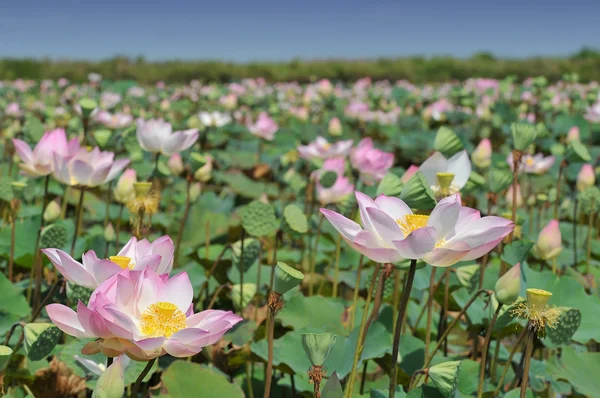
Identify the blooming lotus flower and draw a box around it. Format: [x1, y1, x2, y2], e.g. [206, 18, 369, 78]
[584, 101, 600, 123]
[114, 169, 137, 204]
[350, 138, 394, 185]
[136, 119, 198, 156]
[507, 152, 555, 175]
[95, 111, 133, 129]
[298, 136, 353, 161]
[576, 164, 595, 192]
[400, 165, 419, 184]
[46, 269, 242, 360]
[52, 146, 129, 187]
[328, 117, 342, 136]
[248, 112, 278, 141]
[472, 138, 492, 169]
[321, 192, 513, 266]
[42, 235, 174, 289]
[313, 158, 354, 205]
[5, 102, 21, 116]
[533, 220, 562, 260]
[88, 73, 102, 83]
[198, 111, 232, 128]
[566, 127, 580, 143]
[13, 129, 80, 177]
[506, 184, 523, 208]
[419, 150, 471, 195]
[344, 102, 369, 119]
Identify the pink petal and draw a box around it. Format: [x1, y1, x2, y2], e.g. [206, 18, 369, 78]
[158, 272, 193, 312]
[355, 191, 378, 234]
[373, 195, 412, 221]
[320, 208, 362, 241]
[392, 227, 436, 259]
[427, 194, 461, 241]
[46, 304, 91, 338]
[365, 206, 403, 243]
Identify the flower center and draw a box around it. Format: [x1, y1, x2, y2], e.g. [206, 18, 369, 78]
[322, 142, 332, 150]
[396, 214, 429, 236]
[109, 256, 133, 270]
[526, 158, 534, 166]
[140, 302, 187, 337]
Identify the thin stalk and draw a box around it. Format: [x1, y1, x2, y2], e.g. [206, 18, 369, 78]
[479, 193, 494, 288]
[359, 361, 368, 395]
[130, 358, 156, 398]
[254, 245, 263, 321]
[30, 175, 50, 303]
[536, 206, 542, 235]
[60, 186, 69, 219]
[345, 263, 381, 398]
[425, 268, 437, 359]
[553, 162, 566, 220]
[246, 361, 255, 398]
[104, 180, 112, 228]
[135, 208, 145, 239]
[573, 197, 578, 267]
[174, 174, 192, 266]
[439, 268, 451, 355]
[348, 255, 365, 331]
[290, 373, 296, 398]
[493, 328, 528, 396]
[207, 284, 228, 309]
[587, 209, 596, 274]
[70, 187, 85, 256]
[391, 267, 401, 337]
[363, 266, 386, 346]
[332, 235, 342, 298]
[388, 259, 417, 398]
[115, 204, 124, 248]
[309, 214, 325, 296]
[490, 338, 501, 383]
[477, 304, 503, 398]
[30, 280, 61, 322]
[509, 152, 520, 243]
[520, 331, 534, 398]
[8, 211, 16, 282]
[264, 307, 277, 398]
[268, 231, 281, 292]
[239, 229, 245, 310]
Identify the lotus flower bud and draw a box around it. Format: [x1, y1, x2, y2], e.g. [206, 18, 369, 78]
[566, 126, 580, 143]
[533, 220, 562, 260]
[506, 184, 523, 209]
[167, 153, 184, 176]
[472, 138, 492, 169]
[328, 117, 342, 136]
[494, 263, 521, 304]
[91, 356, 126, 398]
[104, 223, 116, 242]
[43, 198, 61, 223]
[189, 182, 201, 202]
[301, 333, 337, 367]
[526, 288, 552, 310]
[400, 165, 419, 184]
[576, 164, 595, 192]
[114, 169, 137, 204]
[273, 262, 304, 295]
[194, 155, 213, 183]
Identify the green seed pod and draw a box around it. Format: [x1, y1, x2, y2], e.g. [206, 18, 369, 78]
[231, 238, 261, 272]
[40, 224, 69, 249]
[24, 323, 61, 361]
[241, 200, 279, 237]
[273, 262, 304, 295]
[67, 282, 94, 307]
[302, 333, 337, 367]
[426, 360, 462, 398]
[511, 123, 537, 151]
[43, 199, 61, 223]
[94, 129, 112, 148]
[79, 98, 98, 118]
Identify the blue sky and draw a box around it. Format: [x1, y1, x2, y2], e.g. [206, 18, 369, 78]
[0, 0, 598, 61]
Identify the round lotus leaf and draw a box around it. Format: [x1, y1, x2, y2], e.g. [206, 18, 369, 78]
[24, 323, 61, 361]
[231, 283, 257, 311]
[40, 223, 68, 249]
[283, 204, 308, 234]
[546, 307, 581, 346]
[241, 200, 279, 237]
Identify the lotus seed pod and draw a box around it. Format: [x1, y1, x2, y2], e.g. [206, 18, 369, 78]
[24, 323, 61, 361]
[533, 220, 562, 260]
[188, 182, 201, 202]
[231, 283, 257, 311]
[526, 288, 552, 310]
[67, 282, 94, 306]
[436, 172, 455, 197]
[43, 198, 61, 223]
[433, 126, 463, 157]
[426, 360, 461, 398]
[94, 129, 112, 148]
[40, 224, 68, 249]
[301, 333, 337, 366]
[91, 355, 126, 398]
[472, 138, 492, 169]
[79, 98, 98, 118]
[494, 263, 521, 304]
[104, 223, 116, 242]
[273, 262, 304, 295]
[133, 181, 152, 197]
[231, 238, 261, 271]
[511, 122, 537, 151]
[319, 170, 338, 189]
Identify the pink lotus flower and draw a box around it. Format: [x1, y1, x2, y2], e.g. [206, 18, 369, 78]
[5, 102, 21, 116]
[577, 164, 596, 192]
[419, 151, 472, 195]
[320, 192, 513, 266]
[584, 102, 600, 123]
[136, 119, 199, 156]
[13, 129, 80, 177]
[313, 158, 354, 205]
[507, 152, 555, 175]
[400, 165, 419, 184]
[113, 169, 137, 204]
[248, 112, 278, 141]
[52, 146, 129, 187]
[46, 268, 242, 360]
[472, 138, 492, 169]
[95, 111, 133, 129]
[533, 220, 562, 260]
[42, 236, 174, 289]
[350, 138, 394, 185]
[298, 136, 353, 161]
[344, 102, 369, 119]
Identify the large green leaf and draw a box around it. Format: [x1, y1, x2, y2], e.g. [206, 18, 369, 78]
[0, 272, 30, 318]
[161, 361, 244, 398]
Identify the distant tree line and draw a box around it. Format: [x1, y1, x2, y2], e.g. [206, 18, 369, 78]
[1, 48, 600, 83]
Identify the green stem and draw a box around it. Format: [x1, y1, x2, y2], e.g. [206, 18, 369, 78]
[389, 259, 417, 398]
[493, 327, 528, 396]
[130, 358, 156, 398]
[70, 187, 85, 256]
[348, 255, 365, 332]
[174, 174, 192, 267]
[478, 304, 503, 398]
[519, 329, 534, 398]
[425, 268, 437, 359]
[308, 214, 325, 296]
[332, 235, 342, 298]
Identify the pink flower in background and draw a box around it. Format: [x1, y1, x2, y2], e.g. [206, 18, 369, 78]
[577, 164, 596, 192]
[344, 102, 369, 119]
[100, 92, 122, 109]
[46, 269, 242, 360]
[5, 102, 21, 116]
[288, 106, 309, 121]
[566, 126, 580, 143]
[95, 111, 133, 129]
[316, 79, 333, 96]
[472, 138, 492, 168]
[507, 152, 555, 175]
[136, 119, 198, 156]
[328, 117, 342, 136]
[219, 93, 238, 110]
[425, 99, 452, 121]
[313, 158, 354, 205]
[298, 136, 353, 161]
[168, 153, 184, 176]
[584, 101, 600, 123]
[400, 165, 419, 184]
[321, 192, 513, 266]
[350, 138, 394, 185]
[58, 78, 69, 87]
[12, 129, 80, 177]
[248, 112, 278, 141]
[42, 235, 174, 289]
[533, 220, 562, 260]
[52, 146, 129, 187]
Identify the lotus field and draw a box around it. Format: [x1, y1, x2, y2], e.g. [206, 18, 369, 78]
[1, 75, 600, 398]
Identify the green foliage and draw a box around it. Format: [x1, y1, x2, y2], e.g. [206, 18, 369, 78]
[40, 223, 68, 249]
[283, 204, 308, 234]
[161, 361, 245, 398]
[545, 308, 582, 347]
[241, 200, 279, 237]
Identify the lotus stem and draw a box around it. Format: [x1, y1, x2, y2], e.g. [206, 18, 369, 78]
[509, 151, 520, 243]
[246, 361, 255, 398]
[391, 267, 401, 336]
[587, 208, 596, 274]
[573, 196, 578, 267]
[207, 284, 229, 309]
[309, 213, 325, 296]
[493, 327, 528, 396]
[264, 291, 283, 398]
[553, 160, 566, 219]
[308, 365, 325, 398]
[478, 304, 503, 398]
[239, 229, 245, 310]
[332, 235, 342, 298]
[29, 175, 50, 304]
[174, 173, 192, 267]
[268, 230, 282, 292]
[8, 207, 16, 282]
[425, 268, 437, 359]
[519, 328, 534, 398]
[363, 265, 388, 346]
[348, 255, 365, 332]
[359, 361, 368, 395]
[104, 180, 112, 228]
[345, 263, 380, 398]
[439, 268, 451, 355]
[115, 203, 124, 248]
[70, 187, 85, 256]
[30, 279, 61, 323]
[389, 259, 417, 398]
[130, 358, 156, 398]
[479, 193, 495, 288]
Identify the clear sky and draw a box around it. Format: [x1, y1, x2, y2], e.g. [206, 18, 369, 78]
[1, 0, 598, 61]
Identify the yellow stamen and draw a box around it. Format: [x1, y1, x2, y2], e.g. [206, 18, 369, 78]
[396, 214, 429, 236]
[140, 302, 187, 337]
[322, 142, 332, 150]
[526, 158, 534, 166]
[109, 256, 132, 270]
